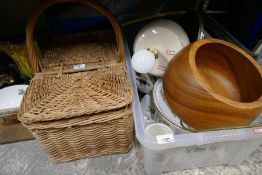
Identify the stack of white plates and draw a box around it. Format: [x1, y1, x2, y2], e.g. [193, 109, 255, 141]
[153, 79, 193, 133]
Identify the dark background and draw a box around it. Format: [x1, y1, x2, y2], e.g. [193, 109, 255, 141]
[0, 0, 261, 50]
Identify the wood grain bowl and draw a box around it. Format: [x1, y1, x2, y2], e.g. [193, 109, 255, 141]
[163, 38, 262, 130]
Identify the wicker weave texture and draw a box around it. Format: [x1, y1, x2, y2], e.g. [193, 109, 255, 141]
[19, 62, 132, 123]
[26, 0, 125, 73]
[40, 32, 119, 73]
[18, 0, 134, 162]
[26, 107, 133, 163]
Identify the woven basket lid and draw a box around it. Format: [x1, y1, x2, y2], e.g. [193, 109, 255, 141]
[19, 64, 132, 123]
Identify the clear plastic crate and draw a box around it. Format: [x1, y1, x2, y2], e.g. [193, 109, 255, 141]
[124, 39, 262, 175]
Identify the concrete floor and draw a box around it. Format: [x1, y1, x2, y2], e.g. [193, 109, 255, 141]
[0, 140, 262, 175]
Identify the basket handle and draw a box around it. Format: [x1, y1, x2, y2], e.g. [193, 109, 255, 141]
[26, 0, 125, 73]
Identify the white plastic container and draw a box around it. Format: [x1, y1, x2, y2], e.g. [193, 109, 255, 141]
[124, 41, 262, 175]
[0, 85, 28, 124]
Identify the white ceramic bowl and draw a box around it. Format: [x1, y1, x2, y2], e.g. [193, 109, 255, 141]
[0, 85, 28, 113]
[145, 123, 174, 137]
[133, 19, 190, 76]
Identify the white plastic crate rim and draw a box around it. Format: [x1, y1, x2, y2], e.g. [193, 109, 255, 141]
[125, 43, 262, 150]
[125, 40, 262, 175]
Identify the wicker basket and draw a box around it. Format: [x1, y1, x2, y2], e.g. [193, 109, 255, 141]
[18, 0, 134, 163]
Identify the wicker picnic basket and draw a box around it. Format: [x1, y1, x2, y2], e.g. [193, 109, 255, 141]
[18, 0, 134, 163]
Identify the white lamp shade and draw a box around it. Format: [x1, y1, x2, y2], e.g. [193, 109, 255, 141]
[133, 19, 190, 76]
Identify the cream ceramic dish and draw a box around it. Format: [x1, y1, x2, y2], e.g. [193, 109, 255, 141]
[153, 79, 192, 133]
[0, 85, 28, 113]
[133, 19, 190, 76]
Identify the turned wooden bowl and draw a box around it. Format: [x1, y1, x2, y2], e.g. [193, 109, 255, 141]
[163, 38, 262, 130]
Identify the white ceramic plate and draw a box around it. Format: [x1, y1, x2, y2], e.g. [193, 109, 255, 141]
[133, 19, 190, 76]
[153, 79, 192, 132]
[0, 85, 28, 113]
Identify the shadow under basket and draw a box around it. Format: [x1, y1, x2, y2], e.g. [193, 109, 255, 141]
[18, 0, 134, 163]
